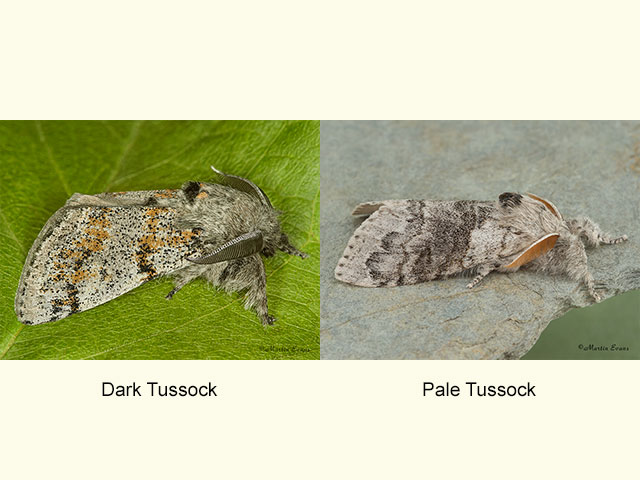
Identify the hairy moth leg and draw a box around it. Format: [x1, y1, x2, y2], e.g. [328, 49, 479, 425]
[166, 265, 204, 300]
[197, 255, 274, 326]
[166, 274, 195, 300]
[240, 255, 273, 325]
[561, 239, 601, 302]
[280, 244, 308, 259]
[567, 216, 628, 246]
[529, 236, 601, 302]
[466, 264, 495, 289]
[165, 286, 181, 300]
[168, 256, 274, 324]
[278, 233, 308, 259]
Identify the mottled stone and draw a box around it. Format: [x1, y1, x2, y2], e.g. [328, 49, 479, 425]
[321, 121, 640, 359]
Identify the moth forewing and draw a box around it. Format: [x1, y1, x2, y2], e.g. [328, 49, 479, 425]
[67, 189, 182, 207]
[15, 205, 203, 325]
[351, 202, 385, 216]
[336, 199, 496, 287]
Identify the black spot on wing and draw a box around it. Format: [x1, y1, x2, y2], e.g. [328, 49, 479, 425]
[135, 242, 159, 279]
[365, 252, 388, 286]
[380, 231, 403, 251]
[66, 283, 80, 313]
[182, 181, 201, 204]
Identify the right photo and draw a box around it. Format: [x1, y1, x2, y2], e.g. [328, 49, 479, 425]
[320, 121, 640, 359]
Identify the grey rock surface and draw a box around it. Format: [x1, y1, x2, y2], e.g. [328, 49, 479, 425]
[320, 121, 640, 359]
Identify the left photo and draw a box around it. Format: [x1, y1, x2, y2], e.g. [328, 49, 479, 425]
[0, 120, 320, 359]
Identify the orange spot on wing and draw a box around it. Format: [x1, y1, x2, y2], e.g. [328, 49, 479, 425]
[138, 233, 166, 250]
[74, 209, 113, 253]
[52, 298, 73, 306]
[505, 233, 559, 269]
[60, 248, 82, 259]
[84, 227, 110, 240]
[167, 229, 200, 247]
[144, 207, 170, 234]
[70, 269, 95, 283]
[76, 237, 104, 252]
[134, 207, 202, 281]
[154, 190, 177, 198]
[145, 207, 167, 217]
[196, 191, 209, 199]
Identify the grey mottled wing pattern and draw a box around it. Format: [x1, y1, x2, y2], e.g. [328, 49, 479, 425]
[335, 200, 497, 287]
[67, 189, 183, 207]
[15, 205, 204, 325]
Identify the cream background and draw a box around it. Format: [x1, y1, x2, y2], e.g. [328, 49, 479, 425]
[1, 361, 638, 477]
[2, 1, 640, 120]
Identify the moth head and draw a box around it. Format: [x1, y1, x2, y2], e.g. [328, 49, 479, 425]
[182, 167, 306, 262]
[498, 192, 563, 220]
[497, 192, 564, 259]
[181, 169, 274, 212]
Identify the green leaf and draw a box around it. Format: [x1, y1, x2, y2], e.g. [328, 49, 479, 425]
[0, 121, 319, 359]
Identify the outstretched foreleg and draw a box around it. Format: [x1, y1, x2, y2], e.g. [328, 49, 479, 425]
[278, 233, 308, 259]
[566, 216, 628, 247]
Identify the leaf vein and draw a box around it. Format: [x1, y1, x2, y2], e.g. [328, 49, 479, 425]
[35, 121, 71, 196]
[0, 207, 26, 255]
[105, 121, 143, 190]
[0, 324, 24, 360]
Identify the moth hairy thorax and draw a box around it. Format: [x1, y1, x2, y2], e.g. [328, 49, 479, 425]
[335, 192, 627, 302]
[15, 166, 307, 326]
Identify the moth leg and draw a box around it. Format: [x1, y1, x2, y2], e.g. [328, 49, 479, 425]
[278, 233, 308, 259]
[208, 255, 275, 325]
[567, 216, 628, 247]
[165, 284, 185, 300]
[242, 255, 274, 325]
[165, 286, 181, 300]
[559, 239, 602, 302]
[528, 236, 602, 302]
[166, 269, 201, 300]
[582, 271, 601, 303]
[466, 264, 494, 289]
